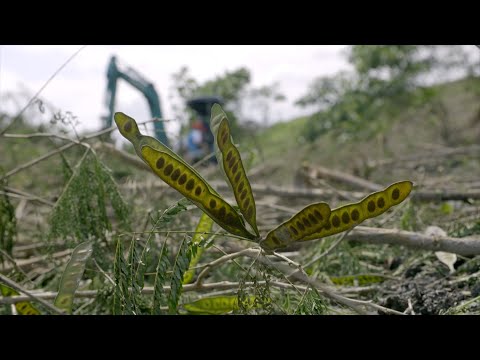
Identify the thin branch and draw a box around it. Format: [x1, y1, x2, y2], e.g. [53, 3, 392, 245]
[0, 45, 88, 135]
[1, 249, 73, 272]
[0, 281, 267, 304]
[303, 230, 351, 268]
[0, 273, 65, 314]
[3, 132, 79, 142]
[0, 117, 165, 181]
[226, 248, 405, 315]
[3, 186, 55, 207]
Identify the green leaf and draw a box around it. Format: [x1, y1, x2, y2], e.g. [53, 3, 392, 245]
[113, 238, 132, 315]
[135, 237, 152, 291]
[210, 104, 259, 236]
[54, 241, 93, 314]
[127, 239, 141, 314]
[168, 237, 191, 314]
[183, 213, 214, 284]
[49, 150, 130, 245]
[152, 238, 171, 315]
[0, 179, 16, 263]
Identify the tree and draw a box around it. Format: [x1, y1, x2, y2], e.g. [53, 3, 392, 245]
[296, 45, 476, 143]
[169, 66, 285, 136]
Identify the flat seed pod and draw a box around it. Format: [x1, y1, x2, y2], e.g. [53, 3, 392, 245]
[141, 145, 256, 240]
[0, 284, 41, 315]
[183, 295, 256, 315]
[210, 104, 259, 236]
[261, 202, 331, 251]
[114, 112, 221, 197]
[330, 274, 386, 286]
[301, 181, 413, 242]
[54, 241, 93, 313]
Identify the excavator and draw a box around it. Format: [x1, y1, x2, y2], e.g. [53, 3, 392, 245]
[103, 55, 223, 162]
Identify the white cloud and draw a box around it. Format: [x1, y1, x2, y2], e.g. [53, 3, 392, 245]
[0, 45, 350, 138]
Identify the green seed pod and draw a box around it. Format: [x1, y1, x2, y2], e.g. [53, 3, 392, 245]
[210, 104, 259, 236]
[0, 284, 41, 315]
[114, 112, 221, 197]
[183, 295, 256, 315]
[261, 202, 331, 251]
[330, 274, 386, 286]
[301, 181, 413, 242]
[141, 145, 256, 240]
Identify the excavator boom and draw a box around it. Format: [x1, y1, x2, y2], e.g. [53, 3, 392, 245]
[104, 56, 169, 146]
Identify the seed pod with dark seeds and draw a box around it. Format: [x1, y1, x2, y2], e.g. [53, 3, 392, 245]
[141, 145, 256, 240]
[114, 112, 221, 197]
[301, 181, 413, 242]
[261, 202, 331, 251]
[210, 104, 259, 236]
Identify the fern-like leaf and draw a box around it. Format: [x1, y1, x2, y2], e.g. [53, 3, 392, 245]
[152, 238, 170, 315]
[49, 150, 130, 247]
[113, 238, 132, 315]
[168, 237, 191, 314]
[0, 179, 16, 264]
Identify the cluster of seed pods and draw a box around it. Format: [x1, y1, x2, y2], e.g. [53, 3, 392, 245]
[114, 108, 413, 253]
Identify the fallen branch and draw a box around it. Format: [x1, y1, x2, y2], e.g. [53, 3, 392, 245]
[345, 226, 480, 256]
[300, 164, 382, 192]
[1, 249, 73, 272]
[0, 273, 65, 314]
[124, 180, 480, 203]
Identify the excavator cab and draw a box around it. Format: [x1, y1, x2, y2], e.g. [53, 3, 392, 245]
[185, 96, 224, 164]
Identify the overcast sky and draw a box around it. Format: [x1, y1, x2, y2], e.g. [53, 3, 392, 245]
[0, 45, 350, 140]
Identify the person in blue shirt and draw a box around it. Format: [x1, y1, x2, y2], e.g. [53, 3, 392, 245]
[185, 119, 209, 164]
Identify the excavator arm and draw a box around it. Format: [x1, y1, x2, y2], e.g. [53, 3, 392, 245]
[104, 56, 169, 146]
